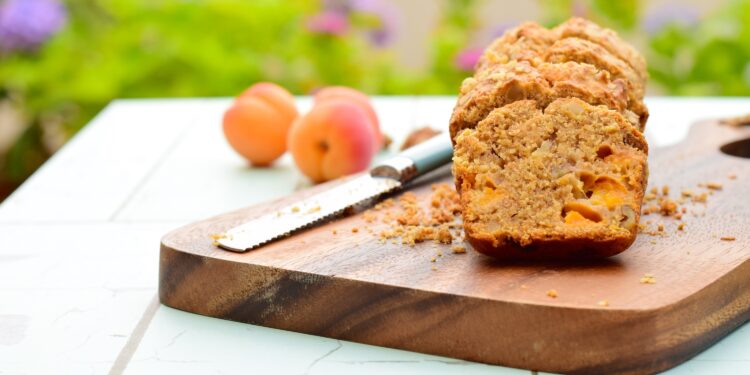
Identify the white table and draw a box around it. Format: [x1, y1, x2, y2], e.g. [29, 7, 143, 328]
[1, 97, 748, 374]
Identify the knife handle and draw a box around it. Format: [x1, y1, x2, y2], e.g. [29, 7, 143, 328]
[371, 132, 454, 183]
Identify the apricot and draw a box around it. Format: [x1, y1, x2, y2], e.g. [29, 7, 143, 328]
[223, 82, 298, 166]
[288, 98, 377, 182]
[314, 86, 382, 150]
[589, 176, 629, 209]
[563, 202, 603, 224]
[238, 82, 298, 125]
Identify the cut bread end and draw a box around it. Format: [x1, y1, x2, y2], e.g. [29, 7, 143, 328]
[453, 98, 648, 259]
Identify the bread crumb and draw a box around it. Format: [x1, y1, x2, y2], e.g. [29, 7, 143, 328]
[376, 184, 463, 246]
[307, 205, 321, 214]
[693, 193, 708, 203]
[435, 227, 453, 244]
[677, 222, 685, 231]
[430, 257, 436, 262]
[659, 199, 678, 216]
[331, 229, 337, 235]
[657, 224, 664, 232]
[546, 289, 558, 298]
[373, 198, 395, 211]
[291, 206, 300, 213]
[451, 245, 467, 254]
[705, 182, 723, 190]
[351, 227, 359, 233]
[662, 185, 670, 196]
[640, 273, 656, 284]
[728, 173, 737, 180]
[597, 300, 609, 307]
[363, 210, 377, 223]
[721, 236, 736, 241]
[431, 266, 437, 271]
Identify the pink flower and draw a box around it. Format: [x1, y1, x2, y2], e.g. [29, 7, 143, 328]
[306, 10, 350, 35]
[455, 47, 483, 72]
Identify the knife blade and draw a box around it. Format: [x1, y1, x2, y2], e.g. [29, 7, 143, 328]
[217, 132, 454, 252]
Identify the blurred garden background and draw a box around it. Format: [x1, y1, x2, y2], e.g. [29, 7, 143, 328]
[1, 0, 750, 201]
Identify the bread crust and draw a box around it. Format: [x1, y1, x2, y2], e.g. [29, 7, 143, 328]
[450, 60, 647, 140]
[475, 18, 648, 86]
[467, 232, 635, 260]
[544, 37, 645, 98]
[554, 18, 648, 82]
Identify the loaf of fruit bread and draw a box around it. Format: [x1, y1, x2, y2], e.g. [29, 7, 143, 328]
[453, 98, 648, 259]
[451, 18, 649, 259]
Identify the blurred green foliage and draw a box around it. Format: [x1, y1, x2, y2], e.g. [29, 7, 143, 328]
[1, 0, 750, 200]
[539, 0, 639, 29]
[0, 0, 472, 196]
[649, 0, 750, 95]
[543, 0, 750, 95]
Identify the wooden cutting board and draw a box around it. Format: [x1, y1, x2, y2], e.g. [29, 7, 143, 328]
[159, 120, 750, 374]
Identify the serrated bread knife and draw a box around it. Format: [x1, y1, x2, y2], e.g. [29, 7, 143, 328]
[217, 133, 454, 252]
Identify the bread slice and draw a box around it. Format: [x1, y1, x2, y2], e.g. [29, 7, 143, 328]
[554, 18, 648, 83]
[452, 98, 648, 260]
[475, 22, 556, 72]
[544, 37, 645, 98]
[450, 60, 645, 139]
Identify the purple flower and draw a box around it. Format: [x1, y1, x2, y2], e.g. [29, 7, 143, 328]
[306, 10, 350, 35]
[349, 0, 399, 47]
[643, 4, 699, 35]
[455, 47, 483, 72]
[0, 0, 67, 52]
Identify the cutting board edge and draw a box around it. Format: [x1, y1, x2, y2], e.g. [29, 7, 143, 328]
[158, 242, 750, 375]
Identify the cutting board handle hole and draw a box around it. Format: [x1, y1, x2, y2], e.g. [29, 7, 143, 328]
[720, 137, 750, 159]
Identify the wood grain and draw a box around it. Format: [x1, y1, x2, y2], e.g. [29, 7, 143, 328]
[160, 120, 750, 374]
